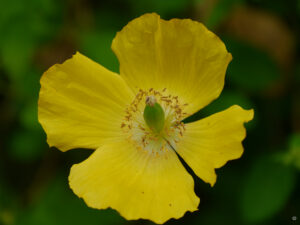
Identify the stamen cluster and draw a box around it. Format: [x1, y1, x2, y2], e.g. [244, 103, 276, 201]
[121, 88, 188, 156]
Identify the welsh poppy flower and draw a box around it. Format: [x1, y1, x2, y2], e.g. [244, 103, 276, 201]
[38, 13, 254, 224]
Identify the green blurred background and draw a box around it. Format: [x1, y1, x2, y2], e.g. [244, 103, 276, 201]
[0, 0, 299, 224]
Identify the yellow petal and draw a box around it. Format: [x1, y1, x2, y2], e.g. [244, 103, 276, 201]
[38, 52, 134, 151]
[112, 13, 232, 116]
[176, 105, 254, 186]
[69, 141, 199, 224]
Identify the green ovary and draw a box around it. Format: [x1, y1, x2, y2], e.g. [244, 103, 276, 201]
[143, 100, 165, 134]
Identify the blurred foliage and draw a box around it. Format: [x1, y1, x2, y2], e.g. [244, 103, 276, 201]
[128, 0, 188, 17]
[0, 0, 299, 225]
[79, 30, 119, 73]
[15, 175, 125, 225]
[225, 38, 281, 92]
[282, 133, 300, 170]
[196, 0, 245, 29]
[240, 156, 296, 223]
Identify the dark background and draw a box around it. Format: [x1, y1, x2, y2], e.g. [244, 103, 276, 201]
[0, 0, 299, 225]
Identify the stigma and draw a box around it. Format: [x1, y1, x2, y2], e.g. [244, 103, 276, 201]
[145, 95, 156, 106]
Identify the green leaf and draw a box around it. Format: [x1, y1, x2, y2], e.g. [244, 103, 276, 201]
[289, 133, 300, 150]
[282, 133, 300, 169]
[200, 0, 245, 29]
[16, 176, 125, 225]
[202, 90, 256, 129]
[240, 156, 296, 223]
[0, 184, 16, 225]
[19, 102, 40, 131]
[225, 38, 281, 93]
[129, 0, 190, 17]
[79, 30, 119, 73]
[183, 90, 256, 129]
[0, 175, 18, 225]
[0, 0, 63, 79]
[202, 90, 253, 112]
[8, 128, 46, 162]
[0, 33, 36, 79]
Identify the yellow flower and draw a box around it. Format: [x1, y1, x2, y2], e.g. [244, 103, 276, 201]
[38, 13, 254, 224]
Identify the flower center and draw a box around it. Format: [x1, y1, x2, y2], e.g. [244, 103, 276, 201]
[121, 88, 188, 156]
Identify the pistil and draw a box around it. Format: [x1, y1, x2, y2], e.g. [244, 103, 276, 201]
[143, 96, 165, 133]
